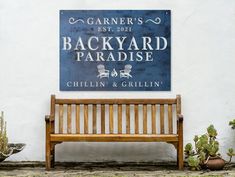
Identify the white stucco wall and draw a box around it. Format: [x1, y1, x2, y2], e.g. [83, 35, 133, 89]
[0, 0, 235, 162]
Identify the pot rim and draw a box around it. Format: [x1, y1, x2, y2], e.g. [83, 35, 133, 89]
[0, 148, 13, 157]
[208, 156, 224, 161]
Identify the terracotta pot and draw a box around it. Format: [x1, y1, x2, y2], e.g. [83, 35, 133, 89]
[205, 156, 225, 170]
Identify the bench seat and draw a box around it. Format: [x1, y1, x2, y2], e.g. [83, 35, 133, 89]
[50, 134, 179, 142]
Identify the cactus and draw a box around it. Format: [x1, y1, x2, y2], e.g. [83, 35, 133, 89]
[0, 111, 9, 154]
[184, 125, 222, 170]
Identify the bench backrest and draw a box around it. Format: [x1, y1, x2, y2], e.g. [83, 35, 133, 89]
[49, 95, 181, 135]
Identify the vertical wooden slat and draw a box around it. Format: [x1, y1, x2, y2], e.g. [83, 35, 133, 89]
[118, 104, 122, 134]
[126, 105, 130, 134]
[67, 104, 71, 134]
[109, 105, 114, 134]
[160, 104, 165, 134]
[151, 104, 156, 134]
[176, 95, 181, 115]
[143, 105, 147, 134]
[92, 104, 97, 134]
[84, 104, 88, 134]
[168, 104, 173, 134]
[101, 104, 105, 134]
[50, 95, 55, 133]
[134, 105, 139, 134]
[59, 104, 63, 133]
[50, 95, 56, 116]
[76, 105, 80, 134]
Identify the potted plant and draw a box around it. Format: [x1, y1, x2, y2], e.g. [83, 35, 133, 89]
[0, 111, 13, 161]
[0, 111, 25, 162]
[227, 120, 235, 164]
[184, 125, 226, 170]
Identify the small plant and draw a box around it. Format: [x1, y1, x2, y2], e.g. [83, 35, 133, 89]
[227, 120, 235, 163]
[184, 125, 223, 170]
[227, 148, 235, 163]
[229, 119, 235, 129]
[0, 111, 9, 154]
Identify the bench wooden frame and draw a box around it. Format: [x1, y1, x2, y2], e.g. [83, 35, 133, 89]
[45, 95, 184, 170]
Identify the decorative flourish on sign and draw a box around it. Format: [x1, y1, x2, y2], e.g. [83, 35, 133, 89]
[97, 64, 109, 79]
[69, 17, 85, 24]
[111, 69, 118, 77]
[120, 65, 132, 79]
[145, 17, 161, 24]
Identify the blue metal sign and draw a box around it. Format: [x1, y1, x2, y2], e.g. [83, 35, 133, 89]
[60, 10, 171, 91]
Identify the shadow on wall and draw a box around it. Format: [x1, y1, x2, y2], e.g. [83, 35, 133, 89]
[55, 142, 176, 162]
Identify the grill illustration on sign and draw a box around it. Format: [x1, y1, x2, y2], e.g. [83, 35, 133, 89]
[111, 69, 118, 78]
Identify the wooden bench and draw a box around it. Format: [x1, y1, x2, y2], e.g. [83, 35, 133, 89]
[45, 95, 184, 170]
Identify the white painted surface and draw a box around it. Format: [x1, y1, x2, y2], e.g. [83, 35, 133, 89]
[0, 0, 235, 162]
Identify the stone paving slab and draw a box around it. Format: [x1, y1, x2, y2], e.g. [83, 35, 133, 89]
[0, 162, 235, 177]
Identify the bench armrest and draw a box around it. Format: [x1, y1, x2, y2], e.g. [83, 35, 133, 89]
[177, 114, 184, 122]
[45, 115, 53, 122]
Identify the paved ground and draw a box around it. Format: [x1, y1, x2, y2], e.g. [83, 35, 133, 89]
[0, 162, 235, 177]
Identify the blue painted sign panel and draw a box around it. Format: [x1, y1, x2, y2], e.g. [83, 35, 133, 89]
[60, 10, 171, 91]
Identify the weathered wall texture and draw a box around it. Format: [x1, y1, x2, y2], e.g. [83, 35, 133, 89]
[0, 0, 235, 162]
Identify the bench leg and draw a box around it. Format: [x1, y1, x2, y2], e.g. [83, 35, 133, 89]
[46, 141, 51, 170]
[177, 143, 179, 166]
[45, 118, 52, 170]
[177, 141, 184, 170]
[51, 144, 55, 168]
[46, 143, 55, 170]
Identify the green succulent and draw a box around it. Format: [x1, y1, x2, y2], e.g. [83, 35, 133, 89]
[199, 151, 206, 164]
[205, 143, 219, 156]
[207, 125, 217, 138]
[184, 143, 194, 157]
[227, 148, 235, 157]
[229, 119, 235, 129]
[226, 148, 235, 163]
[185, 143, 192, 150]
[193, 135, 198, 143]
[187, 156, 200, 170]
[195, 134, 208, 152]
[228, 121, 235, 162]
